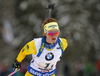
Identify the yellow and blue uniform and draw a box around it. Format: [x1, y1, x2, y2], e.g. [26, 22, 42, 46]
[16, 37, 68, 76]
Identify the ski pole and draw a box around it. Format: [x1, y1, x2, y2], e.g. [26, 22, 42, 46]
[8, 69, 20, 76]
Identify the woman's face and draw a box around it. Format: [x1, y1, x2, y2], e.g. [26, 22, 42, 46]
[45, 29, 60, 44]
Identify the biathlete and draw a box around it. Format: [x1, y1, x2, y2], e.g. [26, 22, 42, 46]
[12, 18, 68, 76]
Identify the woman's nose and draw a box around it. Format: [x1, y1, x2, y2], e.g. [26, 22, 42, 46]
[52, 34, 56, 37]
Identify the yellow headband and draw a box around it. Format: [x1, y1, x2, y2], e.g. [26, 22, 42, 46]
[44, 22, 59, 33]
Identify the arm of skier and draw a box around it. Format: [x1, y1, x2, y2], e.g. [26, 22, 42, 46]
[13, 40, 37, 70]
[16, 40, 37, 62]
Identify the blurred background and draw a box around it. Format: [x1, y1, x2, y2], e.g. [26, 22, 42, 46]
[0, 0, 100, 76]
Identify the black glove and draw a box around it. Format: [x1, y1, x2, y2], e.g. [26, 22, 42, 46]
[12, 59, 21, 71]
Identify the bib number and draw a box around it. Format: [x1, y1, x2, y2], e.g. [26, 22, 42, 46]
[38, 62, 55, 71]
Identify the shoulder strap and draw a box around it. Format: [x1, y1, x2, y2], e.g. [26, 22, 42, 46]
[36, 36, 45, 57]
[57, 37, 63, 54]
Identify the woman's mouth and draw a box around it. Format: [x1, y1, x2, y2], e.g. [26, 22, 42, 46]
[52, 38, 56, 40]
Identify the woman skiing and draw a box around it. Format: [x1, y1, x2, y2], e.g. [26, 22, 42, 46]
[13, 18, 68, 76]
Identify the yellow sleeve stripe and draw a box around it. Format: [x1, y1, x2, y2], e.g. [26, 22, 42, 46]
[61, 38, 68, 51]
[16, 40, 37, 62]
